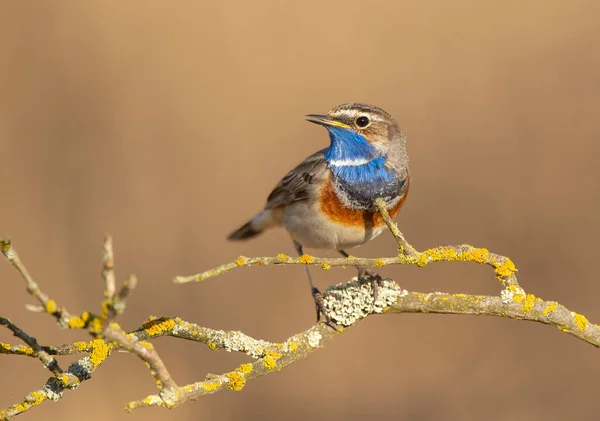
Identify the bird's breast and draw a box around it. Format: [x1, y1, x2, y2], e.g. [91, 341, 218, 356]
[319, 173, 410, 228]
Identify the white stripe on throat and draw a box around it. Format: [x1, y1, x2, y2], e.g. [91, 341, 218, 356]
[328, 157, 372, 167]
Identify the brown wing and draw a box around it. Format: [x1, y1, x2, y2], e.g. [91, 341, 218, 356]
[265, 149, 327, 209]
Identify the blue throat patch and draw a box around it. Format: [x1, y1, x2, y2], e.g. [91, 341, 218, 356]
[324, 127, 401, 207]
[324, 127, 379, 162]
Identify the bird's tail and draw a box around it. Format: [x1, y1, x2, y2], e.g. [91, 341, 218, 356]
[227, 210, 275, 241]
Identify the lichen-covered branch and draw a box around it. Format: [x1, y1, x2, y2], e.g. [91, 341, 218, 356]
[174, 245, 518, 290]
[0, 236, 172, 419]
[0, 317, 63, 376]
[0, 220, 597, 419]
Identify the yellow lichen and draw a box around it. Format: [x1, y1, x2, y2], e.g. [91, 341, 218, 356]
[201, 380, 220, 392]
[235, 256, 246, 266]
[543, 302, 558, 316]
[522, 294, 536, 313]
[73, 341, 89, 352]
[10, 390, 48, 414]
[89, 317, 103, 334]
[495, 258, 517, 277]
[416, 253, 429, 267]
[512, 294, 524, 304]
[507, 285, 525, 304]
[263, 356, 276, 370]
[89, 339, 110, 367]
[321, 263, 331, 270]
[207, 342, 217, 350]
[299, 254, 314, 264]
[277, 253, 288, 260]
[143, 318, 176, 337]
[288, 341, 299, 352]
[572, 313, 589, 331]
[374, 259, 384, 267]
[237, 363, 253, 374]
[16, 345, 34, 356]
[225, 371, 246, 391]
[68, 311, 90, 329]
[14, 391, 46, 413]
[263, 351, 282, 370]
[100, 298, 113, 318]
[0, 342, 11, 353]
[140, 341, 154, 350]
[465, 248, 490, 263]
[45, 300, 57, 314]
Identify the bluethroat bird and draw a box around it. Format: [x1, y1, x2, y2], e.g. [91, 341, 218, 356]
[228, 103, 410, 326]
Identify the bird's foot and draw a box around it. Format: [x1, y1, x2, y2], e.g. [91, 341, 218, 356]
[311, 287, 341, 330]
[357, 268, 384, 303]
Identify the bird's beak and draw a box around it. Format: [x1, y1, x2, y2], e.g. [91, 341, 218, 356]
[305, 114, 350, 129]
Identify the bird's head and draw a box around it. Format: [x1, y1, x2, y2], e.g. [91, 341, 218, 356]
[305, 103, 406, 168]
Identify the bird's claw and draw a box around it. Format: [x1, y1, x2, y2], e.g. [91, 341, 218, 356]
[311, 287, 340, 330]
[357, 268, 384, 303]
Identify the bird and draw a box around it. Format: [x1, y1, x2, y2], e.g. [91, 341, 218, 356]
[228, 103, 410, 326]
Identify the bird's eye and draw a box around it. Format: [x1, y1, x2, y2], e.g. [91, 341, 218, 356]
[355, 116, 370, 128]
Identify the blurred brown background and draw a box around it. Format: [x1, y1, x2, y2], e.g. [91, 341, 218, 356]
[1, 1, 600, 420]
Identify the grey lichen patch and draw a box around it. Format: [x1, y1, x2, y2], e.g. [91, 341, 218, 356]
[323, 278, 402, 327]
[67, 358, 94, 381]
[205, 330, 274, 359]
[305, 330, 322, 348]
[44, 385, 62, 402]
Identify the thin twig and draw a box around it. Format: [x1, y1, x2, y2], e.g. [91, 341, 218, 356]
[103, 323, 179, 395]
[374, 197, 419, 258]
[0, 317, 63, 376]
[102, 235, 116, 303]
[0, 238, 72, 326]
[174, 245, 519, 290]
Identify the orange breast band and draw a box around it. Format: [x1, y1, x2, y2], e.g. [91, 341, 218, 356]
[319, 174, 410, 228]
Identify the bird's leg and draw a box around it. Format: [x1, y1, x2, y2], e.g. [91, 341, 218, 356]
[338, 249, 383, 302]
[294, 241, 339, 329]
